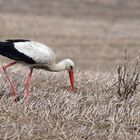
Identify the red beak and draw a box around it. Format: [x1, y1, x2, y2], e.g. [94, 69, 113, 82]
[68, 70, 75, 91]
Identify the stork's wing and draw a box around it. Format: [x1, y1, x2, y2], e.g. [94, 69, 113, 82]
[14, 41, 56, 64]
[0, 41, 36, 64]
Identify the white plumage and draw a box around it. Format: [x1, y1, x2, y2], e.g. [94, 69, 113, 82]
[14, 41, 55, 64]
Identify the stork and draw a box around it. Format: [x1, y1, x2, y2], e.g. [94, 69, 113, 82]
[0, 39, 75, 100]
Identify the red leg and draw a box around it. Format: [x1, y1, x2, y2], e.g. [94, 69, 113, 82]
[3, 62, 16, 69]
[25, 68, 33, 100]
[0, 67, 3, 72]
[2, 62, 17, 97]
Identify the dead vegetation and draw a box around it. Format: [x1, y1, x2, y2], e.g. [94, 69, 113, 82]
[0, 58, 140, 139]
[0, 0, 140, 139]
[117, 58, 140, 100]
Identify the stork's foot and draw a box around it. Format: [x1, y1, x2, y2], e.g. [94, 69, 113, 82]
[14, 95, 24, 102]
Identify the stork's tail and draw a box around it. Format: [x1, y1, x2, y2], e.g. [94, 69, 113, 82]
[0, 42, 10, 52]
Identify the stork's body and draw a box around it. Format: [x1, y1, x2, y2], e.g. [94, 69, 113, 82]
[0, 39, 75, 100]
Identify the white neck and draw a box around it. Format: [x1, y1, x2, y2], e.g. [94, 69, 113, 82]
[47, 60, 66, 72]
[34, 59, 74, 72]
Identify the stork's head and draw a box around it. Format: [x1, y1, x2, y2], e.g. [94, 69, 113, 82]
[47, 58, 75, 91]
[63, 59, 74, 71]
[63, 59, 75, 91]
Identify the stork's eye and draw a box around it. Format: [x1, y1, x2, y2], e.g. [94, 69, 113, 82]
[70, 66, 73, 70]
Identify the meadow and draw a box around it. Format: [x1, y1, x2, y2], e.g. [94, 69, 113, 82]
[0, 0, 140, 139]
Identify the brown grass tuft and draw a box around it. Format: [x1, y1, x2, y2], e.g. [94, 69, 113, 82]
[117, 59, 140, 100]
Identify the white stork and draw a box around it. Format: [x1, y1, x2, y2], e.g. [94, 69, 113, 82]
[0, 39, 75, 100]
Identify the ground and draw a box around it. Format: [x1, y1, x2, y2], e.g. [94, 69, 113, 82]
[0, 0, 140, 139]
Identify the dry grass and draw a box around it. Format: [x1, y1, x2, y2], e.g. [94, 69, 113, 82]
[0, 60, 140, 140]
[0, 0, 140, 139]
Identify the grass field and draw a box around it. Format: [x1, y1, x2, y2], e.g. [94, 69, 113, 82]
[0, 0, 140, 139]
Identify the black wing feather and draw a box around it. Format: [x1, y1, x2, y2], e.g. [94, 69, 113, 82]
[0, 41, 36, 64]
